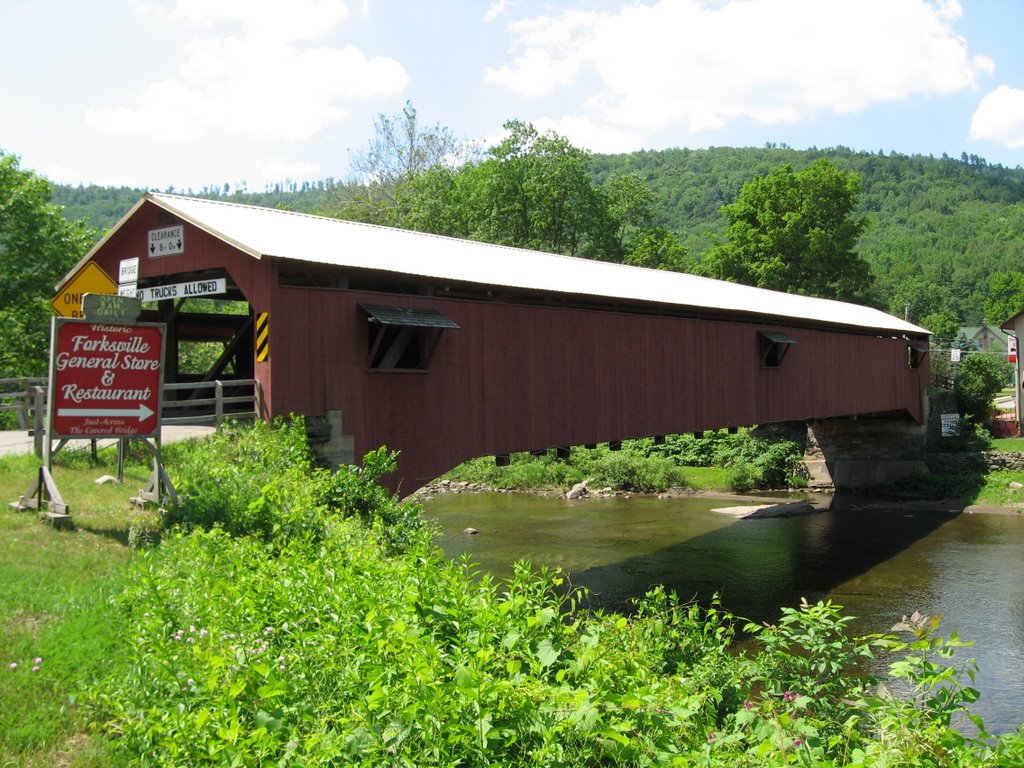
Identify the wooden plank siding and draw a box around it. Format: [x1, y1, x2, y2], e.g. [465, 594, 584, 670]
[272, 285, 926, 492]
[80, 198, 929, 493]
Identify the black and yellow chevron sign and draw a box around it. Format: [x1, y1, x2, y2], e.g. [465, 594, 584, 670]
[255, 312, 269, 362]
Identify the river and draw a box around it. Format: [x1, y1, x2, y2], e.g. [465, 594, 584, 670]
[423, 491, 1024, 735]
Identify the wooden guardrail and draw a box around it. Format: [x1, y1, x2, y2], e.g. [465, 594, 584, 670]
[0, 377, 47, 429]
[1, 377, 264, 433]
[161, 379, 264, 426]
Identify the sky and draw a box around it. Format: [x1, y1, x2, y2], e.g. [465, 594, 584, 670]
[3, 0, 1024, 193]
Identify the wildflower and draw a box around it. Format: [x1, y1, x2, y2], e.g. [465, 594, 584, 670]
[264, 626, 275, 635]
[793, 738, 804, 748]
[743, 700, 754, 710]
[32, 665, 40, 673]
[782, 691, 797, 703]
[8, 662, 16, 671]
[34, 657, 42, 664]
[707, 732, 716, 744]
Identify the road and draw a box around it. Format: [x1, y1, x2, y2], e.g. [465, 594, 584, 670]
[0, 426, 216, 458]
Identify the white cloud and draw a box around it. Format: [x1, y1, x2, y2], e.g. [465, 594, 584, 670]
[86, 0, 407, 143]
[970, 86, 1024, 148]
[531, 115, 645, 155]
[973, 54, 996, 76]
[151, 0, 349, 41]
[261, 157, 322, 182]
[488, 0, 986, 135]
[486, 10, 600, 98]
[485, 0, 514, 23]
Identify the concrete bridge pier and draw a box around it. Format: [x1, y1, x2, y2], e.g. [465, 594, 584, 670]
[802, 416, 928, 491]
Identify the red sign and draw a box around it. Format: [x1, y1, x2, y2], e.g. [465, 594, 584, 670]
[49, 319, 164, 439]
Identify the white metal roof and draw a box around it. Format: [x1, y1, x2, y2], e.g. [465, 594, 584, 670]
[83, 192, 929, 336]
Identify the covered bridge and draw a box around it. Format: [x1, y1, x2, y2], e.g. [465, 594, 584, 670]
[60, 193, 931, 492]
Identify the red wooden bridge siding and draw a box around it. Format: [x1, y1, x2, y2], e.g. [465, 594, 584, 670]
[272, 286, 925, 492]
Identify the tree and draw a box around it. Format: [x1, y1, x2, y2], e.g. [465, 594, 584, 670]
[983, 271, 1024, 327]
[954, 352, 1013, 422]
[468, 120, 620, 259]
[0, 151, 97, 377]
[700, 159, 873, 302]
[918, 310, 960, 345]
[370, 120, 628, 261]
[338, 101, 477, 221]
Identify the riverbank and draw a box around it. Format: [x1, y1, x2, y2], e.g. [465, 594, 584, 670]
[413, 474, 1024, 517]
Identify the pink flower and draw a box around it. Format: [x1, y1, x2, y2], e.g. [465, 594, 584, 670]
[782, 691, 797, 703]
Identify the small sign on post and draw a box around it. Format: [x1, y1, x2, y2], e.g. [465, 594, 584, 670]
[83, 293, 142, 324]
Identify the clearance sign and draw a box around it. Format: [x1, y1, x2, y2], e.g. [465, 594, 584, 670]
[49, 319, 164, 439]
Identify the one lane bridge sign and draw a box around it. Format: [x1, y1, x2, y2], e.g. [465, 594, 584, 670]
[49, 319, 164, 439]
[50, 262, 118, 318]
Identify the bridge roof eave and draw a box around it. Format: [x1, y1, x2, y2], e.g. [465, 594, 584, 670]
[80, 192, 929, 338]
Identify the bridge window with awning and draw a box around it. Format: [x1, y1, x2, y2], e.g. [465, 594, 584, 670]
[360, 304, 460, 370]
[758, 330, 797, 368]
[907, 340, 929, 369]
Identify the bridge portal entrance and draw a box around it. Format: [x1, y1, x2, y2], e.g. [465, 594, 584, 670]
[138, 269, 259, 425]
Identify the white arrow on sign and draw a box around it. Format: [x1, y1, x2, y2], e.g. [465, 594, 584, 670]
[57, 404, 155, 422]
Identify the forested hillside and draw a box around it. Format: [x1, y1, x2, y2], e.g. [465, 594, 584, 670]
[590, 146, 1024, 328]
[52, 145, 1024, 328]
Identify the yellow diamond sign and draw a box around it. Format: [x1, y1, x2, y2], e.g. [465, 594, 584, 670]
[51, 262, 118, 318]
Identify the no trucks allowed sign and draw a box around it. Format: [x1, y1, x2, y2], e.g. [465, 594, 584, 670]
[49, 319, 164, 439]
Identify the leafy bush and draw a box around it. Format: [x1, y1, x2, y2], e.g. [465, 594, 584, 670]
[713, 432, 804, 491]
[625, 430, 734, 467]
[448, 451, 586, 490]
[162, 418, 328, 542]
[955, 352, 1013, 422]
[164, 420, 427, 554]
[447, 430, 804, 493]
[589, 450, 686, 491]
[445, 445, 686, 493]
[321, 446, 430, 554]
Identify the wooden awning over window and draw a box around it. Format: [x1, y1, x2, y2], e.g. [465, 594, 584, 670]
[758, 330, 797, 367]
[360, 304, 460, 329]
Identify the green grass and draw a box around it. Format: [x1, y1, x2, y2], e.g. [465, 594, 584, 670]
[991, 436, 1024, 452]
[0, 448, 157, 767]
[678, 464, 732, 491]
[971, 470, 1024, 507]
